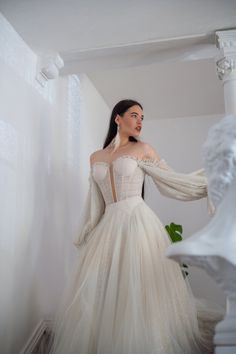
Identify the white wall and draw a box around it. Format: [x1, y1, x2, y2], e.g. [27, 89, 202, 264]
[142, 114, 226, 307]
[0, 13, 109, 354]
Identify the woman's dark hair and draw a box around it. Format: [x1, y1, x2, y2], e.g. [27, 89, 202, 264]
[103, 99, 145, 199]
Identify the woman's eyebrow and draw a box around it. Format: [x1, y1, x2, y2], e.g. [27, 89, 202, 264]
[131, 112, 144, 118]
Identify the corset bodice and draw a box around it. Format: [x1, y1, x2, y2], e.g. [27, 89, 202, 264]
[91, 155, 145, 205]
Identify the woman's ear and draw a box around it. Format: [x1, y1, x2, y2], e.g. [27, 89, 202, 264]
[114, 114, 120, 125]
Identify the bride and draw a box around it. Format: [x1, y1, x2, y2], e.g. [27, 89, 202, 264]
[49, 99, 222, 354]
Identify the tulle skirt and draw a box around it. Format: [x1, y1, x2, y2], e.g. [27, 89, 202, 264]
[49, 196, 223, 354]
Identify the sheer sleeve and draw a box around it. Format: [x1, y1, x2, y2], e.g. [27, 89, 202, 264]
[73, 172, 105, 248]
[138, 158, 215, 216]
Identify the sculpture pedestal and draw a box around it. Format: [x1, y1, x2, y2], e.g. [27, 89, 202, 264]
[214, 296, 236, 354]
[215, 348, 236, 354]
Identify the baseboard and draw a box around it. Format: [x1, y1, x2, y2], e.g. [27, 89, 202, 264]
[19, 318, 52, 354]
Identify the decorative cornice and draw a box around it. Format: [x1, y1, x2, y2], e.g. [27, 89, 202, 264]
[216, 29, 236, 51]
[36, 54, 64, 87]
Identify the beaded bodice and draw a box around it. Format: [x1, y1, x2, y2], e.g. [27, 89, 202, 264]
[91, 155, 145, 205]
[74, 155, 210, 247]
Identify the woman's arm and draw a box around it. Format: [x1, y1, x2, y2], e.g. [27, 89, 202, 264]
[139, 143, 215, 214]
[73, 155, 105, 248]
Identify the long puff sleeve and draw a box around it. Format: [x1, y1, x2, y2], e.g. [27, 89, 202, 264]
[73, 172, 105, 248]
[138, 158, 215, 215]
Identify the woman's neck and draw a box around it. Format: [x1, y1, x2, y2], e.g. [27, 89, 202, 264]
[119, 133, 130, 147]
[119, 139, 130, 147]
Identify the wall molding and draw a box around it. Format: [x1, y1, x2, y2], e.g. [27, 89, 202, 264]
[60, 33, 217, 75]
[19, 318, 52, 354]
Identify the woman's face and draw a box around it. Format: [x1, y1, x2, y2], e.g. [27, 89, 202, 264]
[116, 105, 143, 137]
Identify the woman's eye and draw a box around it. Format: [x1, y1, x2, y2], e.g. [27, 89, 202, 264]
[131, 115, 143, 120]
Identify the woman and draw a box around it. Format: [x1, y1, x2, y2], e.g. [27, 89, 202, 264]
[49, 99, 221, 354]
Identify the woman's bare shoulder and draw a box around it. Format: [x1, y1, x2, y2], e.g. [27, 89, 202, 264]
[140, 141, 161, 161]
[90, 149, 105, 165]
[136, 141, 154, 150]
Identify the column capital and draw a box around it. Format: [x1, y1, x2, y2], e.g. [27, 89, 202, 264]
[215, 29, 236, 81]
[216, 29, 236, 51]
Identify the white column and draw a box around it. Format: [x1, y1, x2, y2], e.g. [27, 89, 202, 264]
[214, 29, 236, 354]
[215, 30, 236, 115]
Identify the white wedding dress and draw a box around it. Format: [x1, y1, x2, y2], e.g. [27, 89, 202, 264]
[49, 155, 222, 354]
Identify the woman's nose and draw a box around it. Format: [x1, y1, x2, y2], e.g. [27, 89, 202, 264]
[137, 117, 142, 123]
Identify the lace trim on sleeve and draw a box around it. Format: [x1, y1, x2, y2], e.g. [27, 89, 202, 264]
[140, 157, 173, 171]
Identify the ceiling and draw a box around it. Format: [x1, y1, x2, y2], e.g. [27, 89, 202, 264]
[1, 0, 235, 54]
[88, 58, 224, 120]
[1, 0, 235, 117]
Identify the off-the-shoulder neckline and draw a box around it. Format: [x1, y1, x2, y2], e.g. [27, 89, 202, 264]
[91, 154, 163, 169]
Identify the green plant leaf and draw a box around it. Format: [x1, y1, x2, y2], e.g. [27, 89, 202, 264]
[165, 222, 189, 278]
[165, 222, 183, 242]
